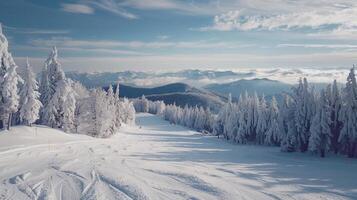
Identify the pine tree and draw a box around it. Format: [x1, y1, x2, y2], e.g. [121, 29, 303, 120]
[223, 93, 234, 139]
[328, 80, 343, 154]
[309, 90, 332, 157]
[141, 95, 149, 113]
[0, 25, 22, 130]
[114, 82, 122, 128]
[339, 67, 357, 158]
[19, 59, 42, 126]
[293, 78, 315, 152]
[107, 85, 115, 105]
[43, 79, 76, 131]
[1, 61, 21, 130]
[72, 81, 90, 133]
[256, 95, 268, 144]
[39, 47, 65, 123]
[280, 94, 297, 152]
[247, 92, 259, 142]
[265, 96, 281, 146]
[236, 92, 249, 143]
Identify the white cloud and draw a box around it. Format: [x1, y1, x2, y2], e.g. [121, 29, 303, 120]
[203, 7, 357, 32]
[3, 25, 69, 35]
[61, 3, 94, 14]
[278, 43, 357, 49]
[29, 37, 252, 50]
[198, 1, 357, 40]
[12, 45, 149, 56]
[88, 0, 138, 19]
[16, 51, 356, 74]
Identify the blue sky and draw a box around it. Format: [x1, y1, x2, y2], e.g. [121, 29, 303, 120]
[1, 0, 357, 72]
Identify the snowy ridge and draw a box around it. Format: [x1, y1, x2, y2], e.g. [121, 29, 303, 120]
[1, 113, 356, 200]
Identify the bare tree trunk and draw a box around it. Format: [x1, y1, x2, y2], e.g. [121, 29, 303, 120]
[7, 113, 12, 130]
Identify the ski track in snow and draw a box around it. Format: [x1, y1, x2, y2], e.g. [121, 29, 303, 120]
[0, 113, 357, 200]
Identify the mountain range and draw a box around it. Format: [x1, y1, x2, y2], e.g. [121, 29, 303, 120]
[104, 83, 226, 112]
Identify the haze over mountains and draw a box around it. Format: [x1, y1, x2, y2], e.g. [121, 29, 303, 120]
[68, 69, 346, 111]
[205, 78, 291, 99]
[104, 83, 226, 112]
[66, 68, 349, 89]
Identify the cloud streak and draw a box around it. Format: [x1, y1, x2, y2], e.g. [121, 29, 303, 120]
[199, 1, 357, 40]
[29, 37, 253, 50]
[278, 43, 357, 49]
[3, 25, 69, 35]
[203, 7, 357, 32]
[61, 3, 94, 14]
[88, 0, 138, 19]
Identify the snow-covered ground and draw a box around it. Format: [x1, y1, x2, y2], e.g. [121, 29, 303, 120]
[0, 113, 356, 200]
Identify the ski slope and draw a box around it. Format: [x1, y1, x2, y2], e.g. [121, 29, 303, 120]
[0, 113, 356, 200]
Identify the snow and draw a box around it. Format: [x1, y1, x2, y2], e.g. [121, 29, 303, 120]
[0, 113, 356, 200]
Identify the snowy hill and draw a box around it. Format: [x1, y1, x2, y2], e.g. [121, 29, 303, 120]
[1, 114, 356, 200]
[111, 82, 200, 98]
[105, 83, 226, 112]
[205, 78, 292, 99]
[65, 70, 253, 88]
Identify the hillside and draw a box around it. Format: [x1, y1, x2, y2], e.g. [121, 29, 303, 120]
[146, 92, 224, 112]
[113, 83, 201, 98]
[205, 78, 292, 99]
[1, 114, 356, 200]
[65, 70, 255, 88]
[105, 83, 226, 112]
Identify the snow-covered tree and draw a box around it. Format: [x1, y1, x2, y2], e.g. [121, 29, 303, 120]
[120, 98, 135, 125]
[107, 85, 115, 105]
[72, 81, 90, 133]
[328, 80, 343, 154]
[280, 94, 297, 152]
[339, 67, 357, 158]
[265, 96, 281, 146]
[256, 95, 268, 144]
[0, 24, 22, 129]
[203, 107, 214, 132]
[293, 78, 315, 152]
[19, 59, 42, 126]
[42, 79, 76, 131]
[224, 103, 238, 140]
[221, 93, 234, 139]
[247, 92, 260, 141]
[133, 95, 150, 113]
[309, 90, 332, 157]
[114, 82, 122, 128]
[39, 47, 65, 122]
[236, 92, 249, 143]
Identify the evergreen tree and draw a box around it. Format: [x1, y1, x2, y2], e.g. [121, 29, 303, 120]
[19, 59, 42, 126]
[114, 82, 122, 128]
[256, 95, 268, 144]
[329, 80, 343, 154]
[39, 47, 65, 122]
[236, 92, 249, 143]
[265, 96, 280, 146]
[247, 92, 259, 142]
[293, 78, 315, 152]
[339, 67, 357, 158]
[0, 25, 22, 130]
[42, 79, 76, 131]
[309, 90, 332, 157]
[280, 95, 297, 152]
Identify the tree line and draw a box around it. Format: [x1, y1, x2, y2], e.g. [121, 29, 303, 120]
[0, 29, 135, 137]
[135, 69, 357, 158]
